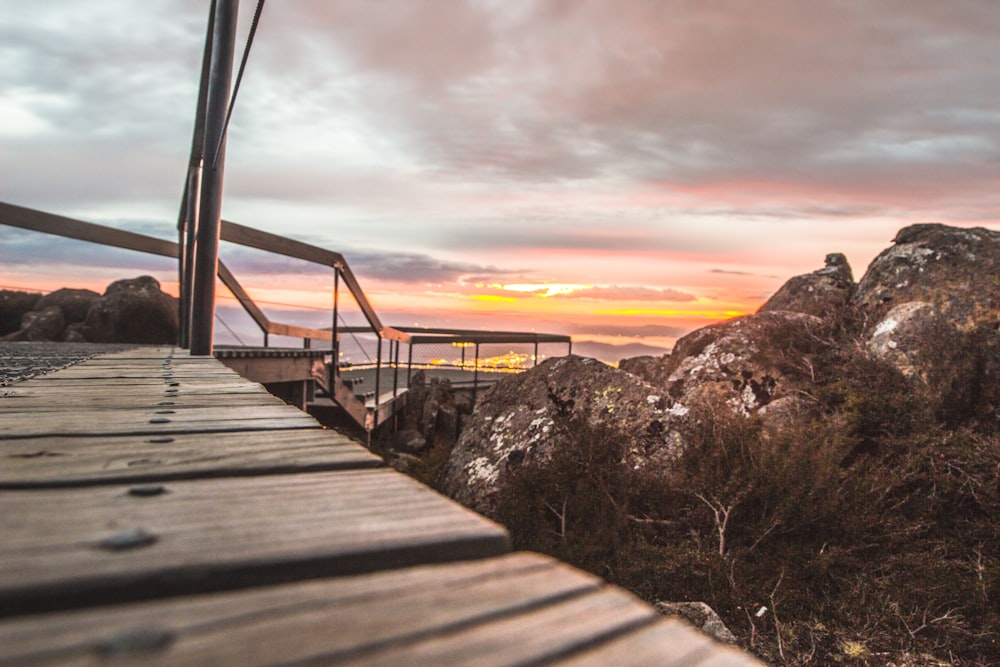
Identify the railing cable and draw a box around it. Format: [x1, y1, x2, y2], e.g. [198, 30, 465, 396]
[211, 0, 266, 169]
[215, 312, 246, 346]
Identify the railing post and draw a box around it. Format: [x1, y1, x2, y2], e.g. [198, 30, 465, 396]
[392, 340, 400, 397]
[406, 342, 413, 387]
[533, 341, 539, 367]
[473, 342, 480, 403]
[190, 0, 238, 356]
[332, 268, 340, 381]
[372, 336, 383, 428]
[178, 0, 216, 349]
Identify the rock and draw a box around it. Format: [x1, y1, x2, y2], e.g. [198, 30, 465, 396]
[866, 301, 948, 378]
[618, 354, 671, 386]
[663, 310, 827, 416]
[2, 305, 65, 342]
[34, 288, 100, 325]
[0, 290, 41, 336]
[81, 276, 179, 344]
[852, 224, 1000, 331]
[388, 452, 422, 475]
[396, 372, 467, 451]
[759, 253, 855, 318]
[391, 428, 429, 455]
[439, 355, 683, 517]
[655, 601, 738, 644]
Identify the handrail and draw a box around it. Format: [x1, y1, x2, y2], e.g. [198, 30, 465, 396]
[0, 201, 178, 259]
[1, 200, 573, 430]
[219, 219, 408, 344]
[0, 201, 334, 343]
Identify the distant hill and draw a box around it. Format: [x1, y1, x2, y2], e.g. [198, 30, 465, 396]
[567, 340, 670, 365]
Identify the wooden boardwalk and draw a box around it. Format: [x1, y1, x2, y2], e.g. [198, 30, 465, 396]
[0, 346, 761, 666]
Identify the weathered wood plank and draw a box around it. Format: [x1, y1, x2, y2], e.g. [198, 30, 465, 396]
[0, 469, 510, 615]
[0, 429, 381, 488]
[0, 553, 622, 666]
[0, 404, 321, 439]
[339, 586, 658, 666]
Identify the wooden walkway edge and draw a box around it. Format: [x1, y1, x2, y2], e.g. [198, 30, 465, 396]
[0, 346, 762, 666]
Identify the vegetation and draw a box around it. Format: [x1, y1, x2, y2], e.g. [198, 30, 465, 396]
[494, 341, 1000, 665]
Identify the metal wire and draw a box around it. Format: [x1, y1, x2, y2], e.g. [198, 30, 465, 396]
[211, 0, 266, 169]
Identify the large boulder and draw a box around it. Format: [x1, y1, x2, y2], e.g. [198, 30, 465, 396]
[2, 305, 65, 342]
[438, 355, 683, 517]
[662, 310, 827, 417]
[34, 288, 100, 325]
[852, 224, 1000, 330]
[758, 253, 855, 318]
[618, 354, 671, 386]
[81, 276, 179, 344]
[0, 290, 41, 336]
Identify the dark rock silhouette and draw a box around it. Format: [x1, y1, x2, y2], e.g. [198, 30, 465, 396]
[1, 276, 178, 344]
[35, 288, 101, 326]
[0, 291, 41, 336]
[6, 305, 65, 342]
[758, 252, 854, 317]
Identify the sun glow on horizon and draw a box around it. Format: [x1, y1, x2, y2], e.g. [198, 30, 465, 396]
[488, 283, 593, 297]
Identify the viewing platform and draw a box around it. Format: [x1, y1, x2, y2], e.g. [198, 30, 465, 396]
[0, 343, 761, 666]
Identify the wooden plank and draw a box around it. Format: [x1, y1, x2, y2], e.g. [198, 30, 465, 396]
[339, 587, 658, 666]
[0, 391, 291, 411]
[0, 429, 381, 488]
[0, 469, 510, 615]
[0, 403, 321, 438]
[0, 553, 592, 665]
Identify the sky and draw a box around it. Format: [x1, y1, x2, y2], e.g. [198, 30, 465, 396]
[2, 0, 999, 362]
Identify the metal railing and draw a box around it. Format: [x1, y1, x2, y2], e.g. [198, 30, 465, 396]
[0, 201, 572, 429]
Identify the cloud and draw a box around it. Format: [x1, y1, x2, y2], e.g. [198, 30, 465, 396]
[550, 285, 698, 302]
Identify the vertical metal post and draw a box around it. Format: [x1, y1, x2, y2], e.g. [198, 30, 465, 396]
[178, 1, 216, 349]
[392, 340, 400, 397]
[473, 342, 480, 403]
[373, 336, 383, 429]
[190, 0, 238, 356]
[406, 342, 413, 387]
[181, 161, 202, 348]
[533, 341, 539, 367]
[332, 268, 340, 380]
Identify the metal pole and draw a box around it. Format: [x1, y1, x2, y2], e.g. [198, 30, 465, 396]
[182, 161, 202, 347]
[534, 341, 539, 367]
[373, 336, 383, 429]
[332, 269, 340, 380]
[406, 342, 413, 387]
[179, 1, 217, 349]
[392, 340, 400, 398]
[190, 0, 238, 356]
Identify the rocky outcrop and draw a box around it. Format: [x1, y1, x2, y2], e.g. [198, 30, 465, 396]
[81, 276, 178, 344]
[0, 291, 41, 336]
[759, 253, 854, 318]
[662, 310, 826, 416]
[441, 223, 1000, 520]
[852, 224, 1000, 330]
[438, 355, 683, 517]
[2, 277, 178, 344]
[656, 602, 738, 644]
[35, 288, 101, 325]
[851, 225, 1000, 383]
[6, 306, 65, 342]
[618, 354, 670, 386]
